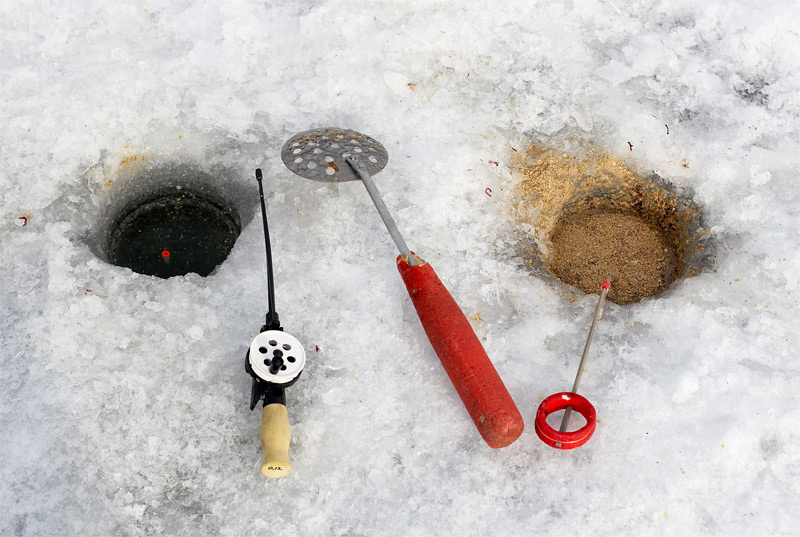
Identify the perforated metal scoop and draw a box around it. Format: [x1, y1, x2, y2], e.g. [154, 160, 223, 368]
[281, 127, 414, 264]
[279, 127, 525, 449]
[281, 127, 389, 183]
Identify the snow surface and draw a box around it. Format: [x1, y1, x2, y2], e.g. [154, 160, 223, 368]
[2, 0, 799, 535]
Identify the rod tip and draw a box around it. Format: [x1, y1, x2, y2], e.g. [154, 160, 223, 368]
[255, 168, 263, 180]
[602, 280, 610, 290]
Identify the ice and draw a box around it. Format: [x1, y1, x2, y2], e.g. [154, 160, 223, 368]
[2, 0, 800, 535]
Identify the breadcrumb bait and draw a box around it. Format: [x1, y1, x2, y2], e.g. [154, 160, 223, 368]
[549, 212, 676, 304]
[511, 145, 705, 304]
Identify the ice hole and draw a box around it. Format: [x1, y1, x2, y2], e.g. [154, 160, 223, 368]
[106, 188, 240, 279]
[513, 146, 712, 304]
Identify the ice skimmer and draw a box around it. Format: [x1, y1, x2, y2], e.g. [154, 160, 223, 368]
[281, 127, 523, 448]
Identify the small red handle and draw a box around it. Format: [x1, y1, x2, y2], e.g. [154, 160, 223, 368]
[397, 254, 524, 448]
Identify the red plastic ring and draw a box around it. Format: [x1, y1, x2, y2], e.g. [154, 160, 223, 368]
[534, 392, 597, 450]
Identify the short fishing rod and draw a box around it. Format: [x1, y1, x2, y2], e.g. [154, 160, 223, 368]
[244, 168, 306, 478]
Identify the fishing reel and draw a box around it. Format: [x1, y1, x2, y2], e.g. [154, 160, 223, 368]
[244, 168, 307, 479]
[247, 330, 306, 404]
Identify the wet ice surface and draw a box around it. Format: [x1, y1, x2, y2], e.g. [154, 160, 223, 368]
[2, 1, 799, 535]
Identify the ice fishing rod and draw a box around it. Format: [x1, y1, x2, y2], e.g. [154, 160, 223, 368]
[244, 168, 306, 478]
[280, 127, 523, 448]
[257, 167, 280, 331]
[535, 280, 610, 450]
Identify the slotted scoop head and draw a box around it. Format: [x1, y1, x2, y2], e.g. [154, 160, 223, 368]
[280, 127, 389, 183]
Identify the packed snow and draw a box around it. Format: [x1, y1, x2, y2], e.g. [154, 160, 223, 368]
[2, 0, 799, 535]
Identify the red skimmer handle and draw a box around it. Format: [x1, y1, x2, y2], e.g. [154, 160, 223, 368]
[397, 254, 524, 448]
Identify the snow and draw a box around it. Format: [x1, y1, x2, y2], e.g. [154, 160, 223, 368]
[2, 0, 799, 535]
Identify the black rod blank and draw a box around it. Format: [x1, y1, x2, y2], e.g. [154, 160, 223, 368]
[256, 168, 279, 329]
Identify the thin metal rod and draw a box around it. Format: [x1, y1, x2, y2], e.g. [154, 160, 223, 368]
[559, 281, 610, 434]
[346, 157, 417, 266]
[256, 169, 279, 328]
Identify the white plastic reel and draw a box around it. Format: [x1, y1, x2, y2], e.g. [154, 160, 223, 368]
[249, 330, 306, 384]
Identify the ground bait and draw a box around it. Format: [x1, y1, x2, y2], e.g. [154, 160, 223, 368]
[548, 211, 676, 304]
[511, 145, 709, 304]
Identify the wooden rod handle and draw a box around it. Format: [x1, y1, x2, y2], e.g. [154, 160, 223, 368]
[260, 403, 292, 478]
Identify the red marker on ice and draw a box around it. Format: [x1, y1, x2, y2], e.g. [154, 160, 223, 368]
[535, 280, 610, 449]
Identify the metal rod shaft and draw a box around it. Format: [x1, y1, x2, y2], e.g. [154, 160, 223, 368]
[346, 157, 417, 266]
[559, 281, 610, 434]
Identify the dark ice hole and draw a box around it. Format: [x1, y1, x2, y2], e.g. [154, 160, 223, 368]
[107, 192, 240, 278]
